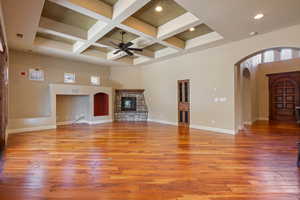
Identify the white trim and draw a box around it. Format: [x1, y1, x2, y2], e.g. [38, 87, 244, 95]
[243, 121, 252, 125]
[190, 125, 235, 135]
[148, 119, 178, 126]
[7, 125, 57, 134]
[88, 119, 113, 125]
[57, 119, 113, 125]
[148, 119, 235, 135]
[8, 119, 114, 134]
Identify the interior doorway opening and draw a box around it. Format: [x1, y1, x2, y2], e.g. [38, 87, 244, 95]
[178, 80, 190, 127]
[235, 47, 300, 131]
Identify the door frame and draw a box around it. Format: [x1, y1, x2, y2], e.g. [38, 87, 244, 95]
[267, 71, 300, 122]
[178, 79, 190, 127]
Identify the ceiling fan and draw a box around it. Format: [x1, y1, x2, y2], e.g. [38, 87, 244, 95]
[110, 31, 143, 56]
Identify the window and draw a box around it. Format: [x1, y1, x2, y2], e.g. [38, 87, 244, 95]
[91, 76, 100, 85]
[64, 73, 75, 83]
[263, 50, 274, 63]
[252, 54, 262, 66]
[280, 49, 292, 60]
[29, 68, 44, 81]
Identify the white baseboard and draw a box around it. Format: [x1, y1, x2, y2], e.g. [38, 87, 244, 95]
[243, 121, 253, 125]
[148, 119, 235, 135]
[7, 125, 57, 134]
[190, 125, 235, 135]
[57, 119, 113, 126]
[8, 119, 113, 134]
[56, 121, 74, 126]
[148, 119, 178, 126]
[88, 119, 113, 125]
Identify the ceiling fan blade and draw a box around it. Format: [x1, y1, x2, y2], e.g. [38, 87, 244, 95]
[125, 50, 134, 56]
[123, 42, 133, 48]
[110, 41, 119, 48]
[128, 48, 143, 52]
[113, 50, 122, 54]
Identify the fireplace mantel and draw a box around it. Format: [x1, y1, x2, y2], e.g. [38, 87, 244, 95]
[50, 84, 113, 125]
[115, 89, 145, 93]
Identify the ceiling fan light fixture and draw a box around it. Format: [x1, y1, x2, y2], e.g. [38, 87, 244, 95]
[254, 13, 264, 20]
[155, 5, 163, 12]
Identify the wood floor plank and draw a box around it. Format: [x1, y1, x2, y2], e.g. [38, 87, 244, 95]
[0, 121, 299, 200]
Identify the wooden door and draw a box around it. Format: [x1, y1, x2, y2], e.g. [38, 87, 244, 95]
[268, 72, 300, 122]
[178, 80, 190, 126]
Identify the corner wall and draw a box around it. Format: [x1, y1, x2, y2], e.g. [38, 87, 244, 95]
[8, 50, 113, 131]
[9, 50, 111, 119]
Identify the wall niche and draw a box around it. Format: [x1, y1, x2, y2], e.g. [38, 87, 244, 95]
[94, 92, 109, 116]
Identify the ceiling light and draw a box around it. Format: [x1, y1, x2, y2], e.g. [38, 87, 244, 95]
[155, 5, 163, 12]
[254, 13, 264, 20]
[189, 27, 195, 32]
[16, 33, 23, 38]
[249, 32, 258, 36]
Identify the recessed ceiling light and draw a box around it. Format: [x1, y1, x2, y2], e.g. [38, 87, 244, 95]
[155, 5, 163, 12]
[16, 33, 23, 38]
[249, 31, 258, 36]
[254, 13, 264, 20]
[189, 27, 195, 32]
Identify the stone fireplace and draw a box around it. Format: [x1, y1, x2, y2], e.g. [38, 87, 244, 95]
[115, 89, 148, 121]
[121, 97, 137, 111]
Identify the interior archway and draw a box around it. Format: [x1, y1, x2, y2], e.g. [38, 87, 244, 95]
[235, 47, 300, 131]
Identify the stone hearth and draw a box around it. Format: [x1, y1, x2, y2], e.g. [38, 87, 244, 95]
[115, 89, 148, 121]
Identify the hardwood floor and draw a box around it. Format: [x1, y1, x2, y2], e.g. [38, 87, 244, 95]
[0, 121, 299, 200]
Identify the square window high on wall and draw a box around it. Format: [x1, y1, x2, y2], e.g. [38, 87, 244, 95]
[29, 68, 44, 81]
[91, 76, 100, 85]
[64, 73, 75, 83]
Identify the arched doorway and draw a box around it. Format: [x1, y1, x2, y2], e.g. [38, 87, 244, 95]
[235, 47, 300, 130]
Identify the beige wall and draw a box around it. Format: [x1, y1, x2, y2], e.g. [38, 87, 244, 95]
[110, 66, 142, 89]
[7, 24, 300, 134]
[9, 50, 111, 119]
[56, 95, 90, 123]
[141, 24, 300, 133]
[257, 58, 300, 119]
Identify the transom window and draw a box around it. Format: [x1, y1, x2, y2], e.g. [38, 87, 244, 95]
[280, 49, 292, 60]
[240, 48, 300, 68]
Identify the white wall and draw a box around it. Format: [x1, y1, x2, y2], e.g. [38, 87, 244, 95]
[141, 24, 300, 133]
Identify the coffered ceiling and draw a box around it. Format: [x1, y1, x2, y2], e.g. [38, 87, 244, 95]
[2, 0, 300, 66]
